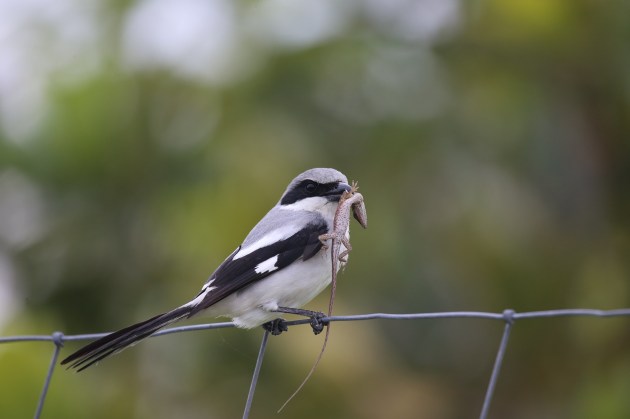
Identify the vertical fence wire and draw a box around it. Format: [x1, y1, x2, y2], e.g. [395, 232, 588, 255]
[479, 310, 514, 419]
[243, 330, 270, 419]
[34, 332, 64, 419]
[1, 308, 629, 418]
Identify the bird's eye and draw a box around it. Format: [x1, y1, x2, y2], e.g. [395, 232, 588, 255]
[305, 182, 317, 194]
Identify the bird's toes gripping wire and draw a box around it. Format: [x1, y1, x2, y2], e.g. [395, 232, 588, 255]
[309, 312, 328, 335]
[262, 319, 289, 336]
[267, 307, 330, 335]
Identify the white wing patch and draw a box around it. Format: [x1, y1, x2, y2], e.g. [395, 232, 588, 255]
[234, 229, 293, 260]
[254, 255, 279, 274]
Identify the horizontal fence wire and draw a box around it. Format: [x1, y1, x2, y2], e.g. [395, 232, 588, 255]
[1, 308, 630, 419]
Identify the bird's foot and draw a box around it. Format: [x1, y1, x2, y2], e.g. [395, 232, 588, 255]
[272, 307, 329, 335]
[309, 312, 328, 335]
[262, 318, 289, 336]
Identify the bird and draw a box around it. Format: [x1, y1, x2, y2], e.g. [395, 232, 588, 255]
[61, 168, 361, 371]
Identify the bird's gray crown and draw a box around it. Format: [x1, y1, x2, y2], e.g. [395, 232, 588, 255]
[284, 168, 348, 194]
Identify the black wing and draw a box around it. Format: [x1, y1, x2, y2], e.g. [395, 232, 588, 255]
[61, 219, 329, 371]
[188, 220, 328, 316]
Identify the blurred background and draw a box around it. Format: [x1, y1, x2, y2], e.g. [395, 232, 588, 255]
[1, 0, 629, 418]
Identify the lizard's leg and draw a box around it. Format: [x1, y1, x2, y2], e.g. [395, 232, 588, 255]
[318, 233, 332, 251]
[338, 238, 352, 262]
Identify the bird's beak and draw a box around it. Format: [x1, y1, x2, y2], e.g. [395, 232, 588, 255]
[324, 182, 352, 201]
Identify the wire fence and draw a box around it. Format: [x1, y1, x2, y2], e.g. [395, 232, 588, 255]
[2, 308, 630, 419]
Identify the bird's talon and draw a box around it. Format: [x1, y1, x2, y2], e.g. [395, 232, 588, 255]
[309, 312, 328, 335]
[263, 318, 288, 336]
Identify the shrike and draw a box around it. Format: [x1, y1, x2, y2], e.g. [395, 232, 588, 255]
[62, 168, 361, 371]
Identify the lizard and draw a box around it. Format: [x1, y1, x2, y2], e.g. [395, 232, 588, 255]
[278, 181, 367, 412]
[319, 180, 368, 267]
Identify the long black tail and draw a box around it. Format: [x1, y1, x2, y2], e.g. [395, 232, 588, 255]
[61, 305, 193, 371]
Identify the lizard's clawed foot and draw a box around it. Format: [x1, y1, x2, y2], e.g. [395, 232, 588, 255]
[318, 233, 332, 251]
[263, 318, 289, 336]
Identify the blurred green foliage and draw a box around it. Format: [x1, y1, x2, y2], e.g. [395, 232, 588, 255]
[1, 0, 629, 418]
